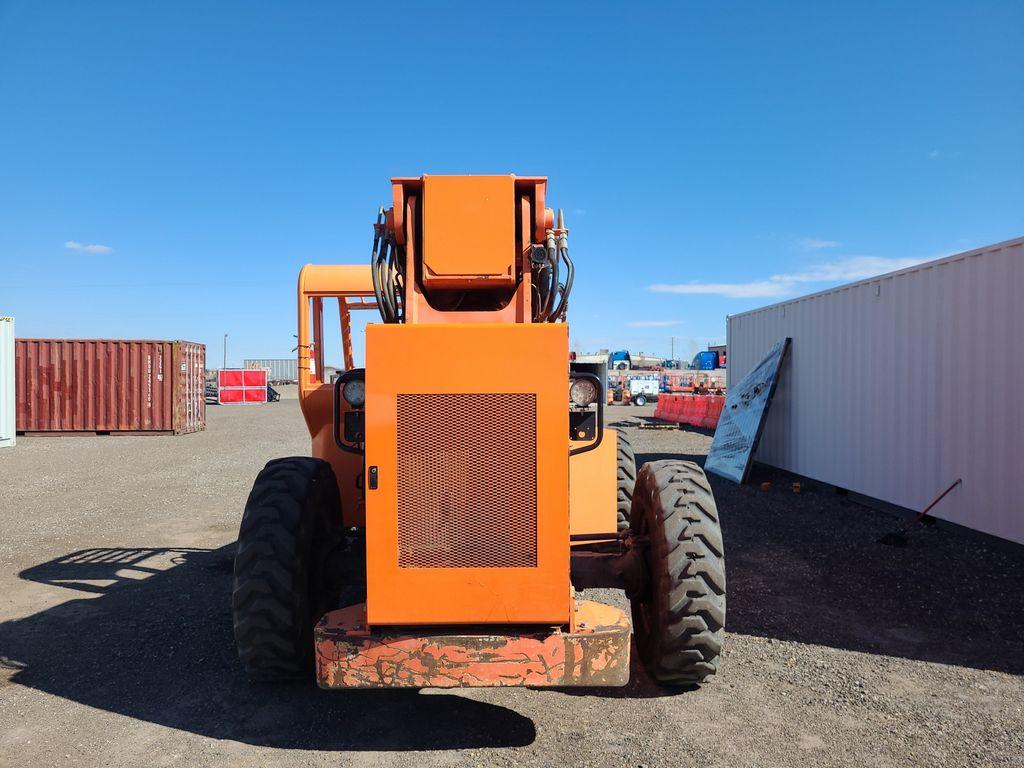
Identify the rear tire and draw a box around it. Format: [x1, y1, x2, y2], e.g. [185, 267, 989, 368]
[614, 430, 637, 532]
[232, 457, 345, 680]
[630, 460, 726, 685]
[634, 394, 647, 406]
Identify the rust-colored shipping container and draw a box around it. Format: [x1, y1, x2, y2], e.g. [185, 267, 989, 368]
[15, 339, 205, 435]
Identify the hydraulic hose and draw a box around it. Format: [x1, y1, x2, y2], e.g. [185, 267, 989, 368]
[366, 202, 407, 324]
[550, 245, 574, 321]
[544, 237, 558, 320]
[370, 210, 388, 323]
[533, 262, 552, 322]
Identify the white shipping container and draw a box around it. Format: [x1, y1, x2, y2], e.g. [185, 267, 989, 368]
[0, 317, 13, 448]
[727, 237, 1024, 545]
[244, 358, 299, 383]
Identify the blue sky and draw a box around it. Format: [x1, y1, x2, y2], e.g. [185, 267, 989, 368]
[1, 1, 1021, 367]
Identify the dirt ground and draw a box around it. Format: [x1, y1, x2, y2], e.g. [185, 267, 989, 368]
[1, 395, 1022, 768]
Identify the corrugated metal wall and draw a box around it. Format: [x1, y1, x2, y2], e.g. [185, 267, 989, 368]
[173, 341, 206, 433]
[16, 339, 206, 435]
[0, 317, 13, 448]
[243, 358, 298, 383]
[727, 237, 1024, 545]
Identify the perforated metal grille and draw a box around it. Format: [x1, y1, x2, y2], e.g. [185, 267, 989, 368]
[396, 393, 537, 568]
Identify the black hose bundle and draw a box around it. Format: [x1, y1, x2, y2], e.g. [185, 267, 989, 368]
[531, 241, 574, 322]
[371, 208, 404, 323]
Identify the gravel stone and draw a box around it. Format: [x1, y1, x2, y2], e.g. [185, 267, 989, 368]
[0, 396, 1021, 767]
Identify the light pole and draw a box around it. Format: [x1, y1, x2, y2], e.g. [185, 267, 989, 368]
[223, 333, 228, 369]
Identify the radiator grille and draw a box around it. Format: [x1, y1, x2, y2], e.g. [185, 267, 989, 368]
[396, 393, 537, 568]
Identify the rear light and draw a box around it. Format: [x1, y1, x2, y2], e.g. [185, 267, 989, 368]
[342, 378, 366, 408]
[569, 377, 598, 407]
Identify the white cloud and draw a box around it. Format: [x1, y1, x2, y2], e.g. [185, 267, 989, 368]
[772, 255, 925, 284]
[625, 319, 683, 328]
[649, 281, 791, 299]
[65, 240, 113, 254]
[798, 237, 841, 251]
[649, 255, 930, 300]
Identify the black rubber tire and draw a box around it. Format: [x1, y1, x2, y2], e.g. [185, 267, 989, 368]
[634, 395, 647, 407]
[232, 457, 345, 681]
[614, 430, 637, 532]
[630, 460, 726, 685]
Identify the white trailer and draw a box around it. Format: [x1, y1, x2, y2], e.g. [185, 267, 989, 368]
[0, 317, 13, 448]
[628, 375, 660, 407]
[727, 237, 1024, 545]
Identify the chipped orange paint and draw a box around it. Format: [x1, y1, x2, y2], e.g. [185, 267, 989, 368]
[315, 600, 631, 689]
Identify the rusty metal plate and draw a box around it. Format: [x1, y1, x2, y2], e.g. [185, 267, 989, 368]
[315, 600, 631, 688]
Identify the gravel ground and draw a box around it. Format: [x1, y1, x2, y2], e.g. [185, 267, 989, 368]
[1, 396, 1022, 767]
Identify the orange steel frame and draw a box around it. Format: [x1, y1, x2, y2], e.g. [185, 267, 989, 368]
[297, 175, 618, 633]
[297, 265, 377, 527]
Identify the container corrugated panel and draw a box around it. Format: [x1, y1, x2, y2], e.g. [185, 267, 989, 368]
[175, 341, 206, 433]
[15, 339, 206, 435]
[727, 237, 1024, 545]
[244, 358, 298, 383]
[0, 317, 14, 448]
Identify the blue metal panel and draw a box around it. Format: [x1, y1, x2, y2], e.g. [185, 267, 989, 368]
[705, 338, 790, 483]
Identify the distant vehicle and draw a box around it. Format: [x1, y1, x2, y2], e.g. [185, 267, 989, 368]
[628, 376, 660, 406]
[610, 349, 631, 370]
[692, 350, 720, 370]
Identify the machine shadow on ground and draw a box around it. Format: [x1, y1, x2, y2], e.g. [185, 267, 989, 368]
[2, 546, 536, 751]
[636, 451, 1024, 677]
[4, 457, 1022, 752]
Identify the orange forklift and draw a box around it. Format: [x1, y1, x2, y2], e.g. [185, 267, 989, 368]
[232, 175, 725, 687]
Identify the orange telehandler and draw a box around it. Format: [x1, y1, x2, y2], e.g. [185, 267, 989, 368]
[232, 175, 726, 687]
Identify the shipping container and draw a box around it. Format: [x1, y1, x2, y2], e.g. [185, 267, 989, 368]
[243, 357, 299, 383]
[16, 339, 205, 435]
[0, 317, 13, 448]
[727, 236, 1024, 545]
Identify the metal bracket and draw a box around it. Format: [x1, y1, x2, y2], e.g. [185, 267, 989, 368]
[569, 371, 604, 456]
[333, 369, 366, 456]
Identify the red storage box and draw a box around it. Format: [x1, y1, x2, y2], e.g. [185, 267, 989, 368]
[218, 368, 267, 405]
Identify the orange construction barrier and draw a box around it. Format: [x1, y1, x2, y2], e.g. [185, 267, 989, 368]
[653, 396, 669, 420]
[654, 393, 725, 429]
[702, 396, 725, 428]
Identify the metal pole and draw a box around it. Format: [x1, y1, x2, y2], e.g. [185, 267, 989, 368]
[223, 333, 228, 368]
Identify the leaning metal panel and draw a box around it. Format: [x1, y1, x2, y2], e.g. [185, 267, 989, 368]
[705, 337, 791, 484]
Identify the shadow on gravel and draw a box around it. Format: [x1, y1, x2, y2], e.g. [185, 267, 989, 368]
[2, 547, 535, 751]
[635, 451, 709, 467]
[552, 666, 698, 700]
[636, 452, 1024, 677]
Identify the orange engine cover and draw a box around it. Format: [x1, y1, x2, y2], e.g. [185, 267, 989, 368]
[363, 322, 570, 626]
[420, 175, 517, 289]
